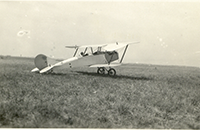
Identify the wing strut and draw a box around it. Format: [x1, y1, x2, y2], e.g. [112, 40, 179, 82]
[83, 47, 88, 54]
[73, 48, 79, 57]
[120, 45, 129, 63]
[90, 47, 93, 54]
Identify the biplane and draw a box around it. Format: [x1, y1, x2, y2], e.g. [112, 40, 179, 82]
[31, 42, 139, 76]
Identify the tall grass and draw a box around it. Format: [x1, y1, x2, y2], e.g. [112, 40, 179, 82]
[0, 57, 200, 128]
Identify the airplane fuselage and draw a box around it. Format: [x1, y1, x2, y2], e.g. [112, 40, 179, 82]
[33, 51, 119, 73]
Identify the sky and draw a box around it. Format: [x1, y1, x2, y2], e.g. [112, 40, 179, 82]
[0, 1, 200, 67]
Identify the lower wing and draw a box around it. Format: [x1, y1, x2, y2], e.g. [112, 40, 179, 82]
[89, 63, 121, 68]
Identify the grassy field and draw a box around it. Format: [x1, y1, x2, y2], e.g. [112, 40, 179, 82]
[0, 56, 200, 128]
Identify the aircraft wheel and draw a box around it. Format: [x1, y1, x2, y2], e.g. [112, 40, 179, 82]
[97, 67, 105, 74]
[108, 68, 116, 76]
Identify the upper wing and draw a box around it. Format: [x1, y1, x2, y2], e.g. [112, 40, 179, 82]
[66, 44, 107, 49]
[65, 45, 79, 49]
[65, 42, 139, 50]
[89, 63, 121, 68]
[103, 41, 139, 51]
[79, 44, 107, 48]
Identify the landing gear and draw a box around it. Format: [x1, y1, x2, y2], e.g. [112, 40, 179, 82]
[97, 67, 105, 74]
[97, 67, 116, 76]
[108, 68, 116, 76]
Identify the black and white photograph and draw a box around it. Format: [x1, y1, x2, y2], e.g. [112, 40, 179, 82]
[0, 0, 200, 128]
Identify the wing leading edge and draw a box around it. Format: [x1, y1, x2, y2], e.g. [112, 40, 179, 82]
[103, 41, 139, 51]
[65, 44, 107, 49]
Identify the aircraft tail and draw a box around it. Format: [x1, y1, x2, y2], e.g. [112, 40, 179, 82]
[34, 54, 58, 70]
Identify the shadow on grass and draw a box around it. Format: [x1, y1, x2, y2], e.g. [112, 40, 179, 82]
[33, 72, 70, 76]
[76, 71, 153, 80]
[35, 71, 153, 80]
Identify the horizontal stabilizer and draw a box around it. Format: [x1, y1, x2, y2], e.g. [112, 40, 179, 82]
[89, 63, 121, 68]
[39, 66, 54, 74]
[31, 67, 39, 72]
